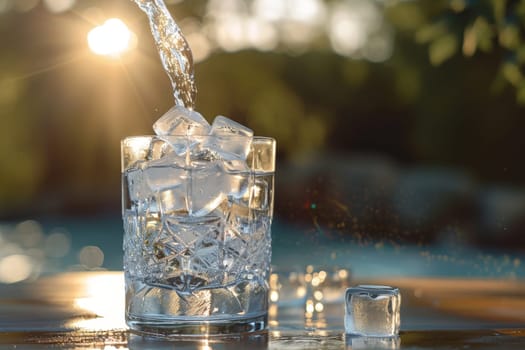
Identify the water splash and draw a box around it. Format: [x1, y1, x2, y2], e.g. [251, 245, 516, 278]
[133, 0, 197, 109]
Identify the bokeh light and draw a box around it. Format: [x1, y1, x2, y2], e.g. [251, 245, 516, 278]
[252, 0, 286, 21]
[0, 254, 33, 283]
[15, 220, 44, 248]
[87, 18, 136, 58]
[44, 230, 71, 258]
[0, 0, 12, 13]
[43, 0, 75, 13]
[79, 246, 104, 268]
[328, 0, 392, 61]
[13, 0, 39, 13]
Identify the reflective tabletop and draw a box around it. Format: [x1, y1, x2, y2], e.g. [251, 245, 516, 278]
[0, 272, 524, 349]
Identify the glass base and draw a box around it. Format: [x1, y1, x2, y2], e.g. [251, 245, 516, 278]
[127, 313, 268, 339]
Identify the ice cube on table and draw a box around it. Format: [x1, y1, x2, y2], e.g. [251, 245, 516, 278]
[206, 116, 253, 161]
[153, 105, 210, 136]
[345, 285, 401, 337]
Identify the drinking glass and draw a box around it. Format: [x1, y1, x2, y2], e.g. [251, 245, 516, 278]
[121, 135, 275, 337]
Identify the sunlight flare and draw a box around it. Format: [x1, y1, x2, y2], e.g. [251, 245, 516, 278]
[87, 18, 136, 58]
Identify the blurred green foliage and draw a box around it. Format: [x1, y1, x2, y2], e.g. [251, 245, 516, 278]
[0, 55, 45, 210]
[0, 0, 525, 218]
[388, 0, 525, 103]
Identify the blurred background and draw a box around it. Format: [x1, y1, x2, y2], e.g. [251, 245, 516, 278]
[1, 0, 525, 283]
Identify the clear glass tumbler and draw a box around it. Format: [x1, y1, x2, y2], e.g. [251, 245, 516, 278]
[121, 135, 275, 337]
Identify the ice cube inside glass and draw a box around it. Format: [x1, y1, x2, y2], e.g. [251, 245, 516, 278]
[153, 105, 210, 136]
[345, 285, 401, 337]
[121, 135, 275, 337]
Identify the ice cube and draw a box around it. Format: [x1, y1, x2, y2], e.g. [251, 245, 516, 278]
[249, 177, 271, 210]
[153, 105, 210, 136]
[208, 288, 243, 315]
[233, 280, 268, 314]
[227, 172, 251, 201]
[210, 115, 253, 139]
[206, 116, 254, 160]
[146, 135, 194, 161]
[187, 144, 221, 168]
[121, 136, 151, 171]
[345, 285, 401, 337]
[172, 289, 212, 316]
[187, 161, 229, 216]
[160, 216, 223, 291]
[247, 137, 276, 172]
[222, 158, 250, 174]
[158, 186, 187, 215]
[125, 168, 148, 203]
[228, 174, 271, 212]
[143, 162, 185, 192]
[223, 210, 250, 281]
[147, 152, 231, 217]
[147, 136, 172, 160]
[225, 202, 251, 236]
[223, 233, 247, 274]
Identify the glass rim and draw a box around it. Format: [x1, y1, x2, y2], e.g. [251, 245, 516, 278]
[122, 135, 275, 141]
[121, 135, 276, 172]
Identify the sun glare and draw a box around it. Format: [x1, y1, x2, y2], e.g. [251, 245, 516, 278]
[72, 273, 126, 330]
[87, 18, 135, 58]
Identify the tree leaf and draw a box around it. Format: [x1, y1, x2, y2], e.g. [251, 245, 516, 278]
[463, 23, 478, 56]
[517, 81, 525, 105]
[473, 16, 495, 52]
[450, 0, 467, 13]
[491, 0, 507, 24]
[429, 34, 459, 65]
[502, 61, 523, 86]
[517, 45, 525, 64]
[499, 24, 521, 49]
[416, 21, 448, 44]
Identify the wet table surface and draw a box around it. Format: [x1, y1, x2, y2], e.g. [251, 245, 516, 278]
[0, 272, 524, 349]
